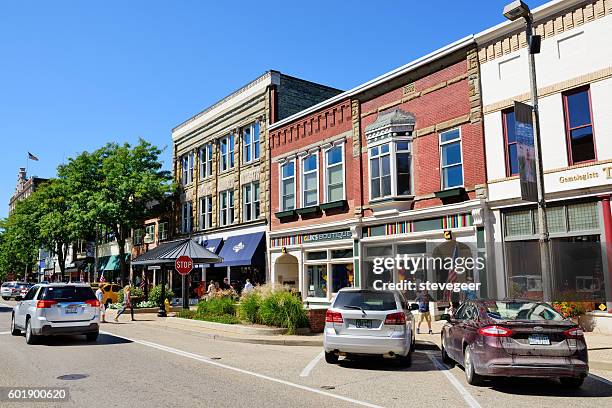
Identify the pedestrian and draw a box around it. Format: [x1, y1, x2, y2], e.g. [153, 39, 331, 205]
[243, 279, 254, 294]
[220, 277, 232, 290]
[95, 283, 106, 323]
[114, 285, 135, 322]
[416, 290, 432, 335]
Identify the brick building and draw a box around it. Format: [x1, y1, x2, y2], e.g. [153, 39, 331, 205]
[269, 38, 491, 311]
[171, 71, 341, 291]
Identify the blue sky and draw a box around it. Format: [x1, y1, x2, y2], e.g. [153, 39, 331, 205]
[0, 0, 548, 218]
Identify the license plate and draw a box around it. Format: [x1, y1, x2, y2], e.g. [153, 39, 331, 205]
[65, 305, 78, 314]
[528, 334, 550, 345]
[355, 319, 372, 329]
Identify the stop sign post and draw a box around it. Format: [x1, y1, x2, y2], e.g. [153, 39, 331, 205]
[175, 256, 193, 310]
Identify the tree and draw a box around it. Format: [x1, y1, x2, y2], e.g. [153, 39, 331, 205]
[63, 139, 173, 285]
[0, 198, 40, 280]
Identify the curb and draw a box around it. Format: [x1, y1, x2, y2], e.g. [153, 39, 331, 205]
[166, 317, 288, 336]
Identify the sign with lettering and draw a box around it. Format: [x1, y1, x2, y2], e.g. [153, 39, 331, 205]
[302, 230, 352, 243]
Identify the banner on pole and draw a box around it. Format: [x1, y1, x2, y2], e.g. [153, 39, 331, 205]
[514, 101, 538, 202]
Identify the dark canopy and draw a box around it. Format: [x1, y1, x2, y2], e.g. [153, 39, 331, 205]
[131, 238, 222, 266]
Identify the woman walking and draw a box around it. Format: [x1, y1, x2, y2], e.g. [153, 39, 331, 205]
[114, 285, 135, 322]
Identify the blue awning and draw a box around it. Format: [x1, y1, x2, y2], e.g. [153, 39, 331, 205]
[200, 238, 223, 254]
[216, 232, 265, 267]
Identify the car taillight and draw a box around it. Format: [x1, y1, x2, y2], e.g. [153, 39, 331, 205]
[36, 300, 57, 308]
[563, 327, 584, 339]
[85, 299, 100, 307]
[478, 325, 513, 337]
[384, 312, 406, 325]
[325, 310, 343, 323]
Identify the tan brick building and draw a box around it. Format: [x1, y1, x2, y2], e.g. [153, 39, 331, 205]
[171, 71, 341, 289]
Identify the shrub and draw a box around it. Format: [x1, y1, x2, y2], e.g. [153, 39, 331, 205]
[258, 291, 308, 334]
[117, 286, 144, 303]
[136, 300, 156, 308]
[148, 285, 175, 305]
[238, 291, 262, 324]
[197, 296, 236, 316]
[176, 309, 195, 319]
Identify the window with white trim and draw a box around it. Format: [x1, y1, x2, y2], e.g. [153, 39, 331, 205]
[219, 190, 234, 227]
[325, 145, 344, 202]
[369, 143, 391, 199]
[280, 161, 295, 211]
[199, 143, 213, 179]
[181, 153, 194, 185]
[439, 128, 463, 189]
[220, 134, 235, 172]
[368, 140, 412, 201]
[243, 122, 260, 163]
[199, 195, 213, 230]
[243, 182, 260, 221]
[302, 153, 318, 207]
[182, 201, 193, 233]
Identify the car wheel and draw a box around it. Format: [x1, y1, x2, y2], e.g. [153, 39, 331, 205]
[324, 351, 339, 364]
[559, 377, 584, 388]
[397, 352, 412, 368]
[25, 319, 38, 345]
[10, 314, 20, 336]
[463, 346, 483, 386]
[441, 335, 454, 366]
[86, 331, 99, 342]
[2, 296, 9, 300]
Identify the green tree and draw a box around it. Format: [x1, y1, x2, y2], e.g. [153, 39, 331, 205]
[62, 139, 173, 285]
[0, 198, 40, 280]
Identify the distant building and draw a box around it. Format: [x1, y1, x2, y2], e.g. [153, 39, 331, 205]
[8, 167, 47, 214]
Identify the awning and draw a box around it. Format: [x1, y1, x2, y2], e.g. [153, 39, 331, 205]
[200, 238, 223, 254]
[215, 232, 265, 267]
[103, 254, 130, 271]
[97, 256, 110, 271]
[132, 238, 222, 266]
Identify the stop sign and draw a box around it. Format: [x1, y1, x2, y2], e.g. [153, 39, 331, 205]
[175, 255, 193, 276]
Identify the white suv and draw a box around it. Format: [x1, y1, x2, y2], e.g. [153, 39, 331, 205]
[11, 283, 101, 344]
[323, 288, 417, 366]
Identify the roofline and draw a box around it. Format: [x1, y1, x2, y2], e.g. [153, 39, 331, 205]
[172, 70, 278, 134]
[269, 35, 475, 131]
[474, 0, 588, 45]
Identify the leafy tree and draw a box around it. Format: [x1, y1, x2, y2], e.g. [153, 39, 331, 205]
[0, 198, 40, 280]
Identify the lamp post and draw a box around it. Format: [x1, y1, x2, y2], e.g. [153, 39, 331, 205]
[503, 0, 553, 301]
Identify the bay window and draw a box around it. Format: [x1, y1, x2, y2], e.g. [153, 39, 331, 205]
[563, 87, 595, 164]
[280, 161, 295, 211]
[439, 128, 463, 189]
[301, 154, 318, 207]
[502, 109, 518, 176]
[243, 182, 260, 221]
[199, 195, 213, 230]
[370, 144, 391, 199]
[395, 141, 411, 196]
[243, 122, 260, 163]
[219, 190, 234, 227]
[325, 145, 344, 202]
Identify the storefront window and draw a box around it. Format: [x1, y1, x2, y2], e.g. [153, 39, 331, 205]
[306, 251, 327, 261]
[307, 265, 327, 298]
[331, 264, 354, 293]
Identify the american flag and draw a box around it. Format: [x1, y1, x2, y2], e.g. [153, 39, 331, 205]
[139, 273, 146, 291]
[99, 273, 106, 283]
[443, 243, 459, 302]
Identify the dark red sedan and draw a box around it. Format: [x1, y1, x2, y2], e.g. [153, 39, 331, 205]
[440, 299, 588, 387]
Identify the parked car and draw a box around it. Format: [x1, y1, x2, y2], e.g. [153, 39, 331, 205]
[1, 282, 31, 300]
[440, 299, 588, 387]
[89, 282, 121, 306]
[11, 283, 100, 344]
[323, 288, 417, 366]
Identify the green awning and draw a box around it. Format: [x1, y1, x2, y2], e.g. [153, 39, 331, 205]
[97, 256, 110, 271]
[103, 254, 130, 271]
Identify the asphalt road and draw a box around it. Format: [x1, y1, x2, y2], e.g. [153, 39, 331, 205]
[1, 300, 611, 408]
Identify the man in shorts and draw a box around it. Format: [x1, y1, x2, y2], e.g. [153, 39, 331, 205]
[416, 290, 432, 334]
[95, 283, 106, 323]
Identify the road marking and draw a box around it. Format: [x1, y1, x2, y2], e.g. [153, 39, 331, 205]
[0, 331, 10, 335]
[101, 331, 384, 408]
[300, 351, 324, 377]
[426, 354, 482, 408]
[590, 373, 612, 386]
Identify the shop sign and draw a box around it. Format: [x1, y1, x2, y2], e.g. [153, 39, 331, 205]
[302, 229, 351, 243]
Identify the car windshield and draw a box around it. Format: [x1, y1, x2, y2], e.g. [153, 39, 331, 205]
[484, 301, 565, 321]
[334, 291, 397, 311]
[40, 286, 96, 302]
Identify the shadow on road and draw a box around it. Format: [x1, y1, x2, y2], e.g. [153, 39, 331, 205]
[40, 333, 133, 347]
[336, 342, 444, 373]
[0, 305, 13, 313]
[486, 376, 612, 398]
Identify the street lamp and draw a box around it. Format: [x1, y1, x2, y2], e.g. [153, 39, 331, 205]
[503, 0, 553, 301]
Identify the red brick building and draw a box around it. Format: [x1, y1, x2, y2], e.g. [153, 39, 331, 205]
[269, 37, 492, 309]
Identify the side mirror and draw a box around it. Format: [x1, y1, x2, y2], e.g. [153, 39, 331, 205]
[15, 296, 22, 301]
[440, 313, 451, 322]
[410, 303, 419, 311]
